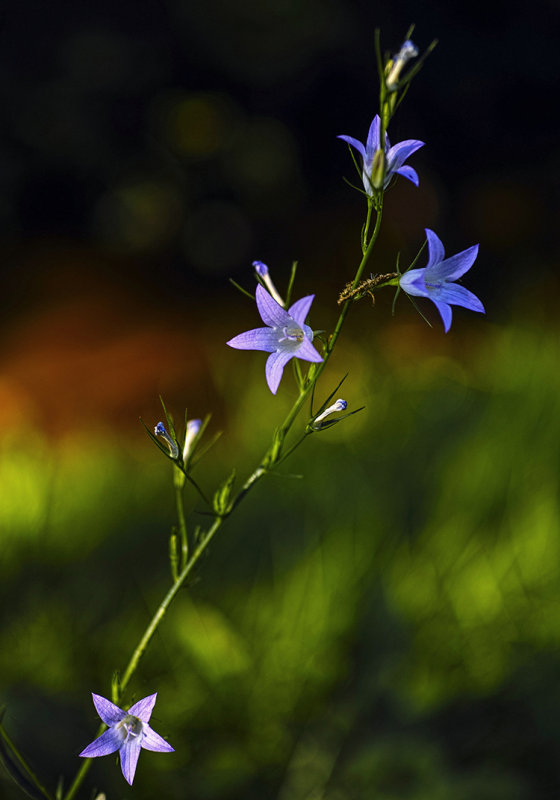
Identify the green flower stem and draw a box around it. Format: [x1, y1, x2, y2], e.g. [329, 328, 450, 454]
[174, 477, 188, 564]
[327, 198, 383, 357]
[362, 200, 374, 253]
[236, 199, 384, 496]
[63, 747, 98, 800]
[119, 515, 223, 697]
[64, 198, 383, 800]
[63, 512, 224, 800]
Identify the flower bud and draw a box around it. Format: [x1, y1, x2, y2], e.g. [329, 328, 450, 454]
[183, 418, 202, 463]
[386, 39, 419, 91]
[154, 422, 179, 458]
[369, 148, 386, 191]
[253, 260, 285, 307]
[311, 398, 348, 430]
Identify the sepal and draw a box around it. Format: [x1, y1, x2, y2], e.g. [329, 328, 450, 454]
[111, 671, 121, 705]
[213, 469, 236, 516]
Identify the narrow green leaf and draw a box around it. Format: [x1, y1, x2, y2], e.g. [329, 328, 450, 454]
[159, 396, 177, 442]
[213, 469, 236, 515]
[285, 261, 298, 306]
[111, 671, 120, 704]
[140, 418, 176, 461]
[229, 278, 255, 301]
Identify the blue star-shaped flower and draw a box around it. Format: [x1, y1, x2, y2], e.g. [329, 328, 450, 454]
[79, 693, 174, 785]
[227, 284, 323, 394]
[399, 228, 485, 332]
[338, 114, 424, 194]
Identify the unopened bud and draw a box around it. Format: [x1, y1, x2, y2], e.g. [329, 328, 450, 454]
[154, 422, 179, 459]
[311, 398, 348, 430]
[183, 418, 202, 463]
[253, 260, 285, 307]
[369, 148, 386, 191]
[386, 39, 419, 91]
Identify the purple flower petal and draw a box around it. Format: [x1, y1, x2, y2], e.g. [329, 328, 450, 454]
[426, 282, 485, 314]
[337, 135, 366, 160]
[265, 349, 295, 394]
[141, 724, 175, 753]
[399, 268, 428, 298]
[128, 693, 157, 723]
[399, 229, 484, 332]
[365, 115, 381, 159]
[80, 728, 122, 758]
[432, 300, 453, 333]
[393, 165, 419, 186]
[425, 229, 445, 269]
[255, 284, 291, 327]
[428, 244, 479, 282]
[91, 694, 126, 726]
[387, 139, 424, 171]
[227, 327, 278, 352]
[288, 294, 314, 328]
[120, 736, 143, 786]
[296, 337, 323, 363]
[339, 115, 423, 194]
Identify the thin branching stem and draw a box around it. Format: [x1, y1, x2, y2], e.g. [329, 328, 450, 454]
[65, 190, 384, 800]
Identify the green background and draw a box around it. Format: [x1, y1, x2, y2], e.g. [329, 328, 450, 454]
[1, 0, 560, 797]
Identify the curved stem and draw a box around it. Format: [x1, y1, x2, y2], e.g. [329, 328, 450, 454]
[174, 480, 188, 564]
[63, 514, 224, 800]
[64, 198, 383, 800]
[119, 514, 223, 695]
[234, 199, 384, 503]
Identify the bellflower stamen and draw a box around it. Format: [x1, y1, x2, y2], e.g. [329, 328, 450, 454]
[154, 422, 179, 459]
[338, 115, 424, 195]
[399, 228, 485, 332]
[227, 284, 323, 395]
[386, 39, 419, 90]
[79, 693, 174, 786]
[253, 260, 285, 307]
[183, 418, 202, 463]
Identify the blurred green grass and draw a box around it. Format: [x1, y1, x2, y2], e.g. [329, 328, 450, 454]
[1, 320, 559, 799]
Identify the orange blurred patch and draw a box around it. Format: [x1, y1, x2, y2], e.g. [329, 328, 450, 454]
[0, 242, 216, 437]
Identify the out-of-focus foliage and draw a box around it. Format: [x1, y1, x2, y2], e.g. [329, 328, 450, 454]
[1, 319, 559, 799]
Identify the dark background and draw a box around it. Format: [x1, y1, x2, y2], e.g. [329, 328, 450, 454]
[1, 1, 560, 799]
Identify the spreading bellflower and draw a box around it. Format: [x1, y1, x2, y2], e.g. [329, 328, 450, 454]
[338, 115, 424, 194]
[227, 284, 323, 394]
[79, 693, 174, 786]
[399, 228, 485, 332]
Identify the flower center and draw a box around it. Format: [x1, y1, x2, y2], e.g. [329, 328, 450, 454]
[278, 325, 304, 344]
[119, 715, 143, 742]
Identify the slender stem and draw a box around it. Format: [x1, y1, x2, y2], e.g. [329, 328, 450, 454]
[327, 198, 384, 357]
[174, 480, 188, 564]
[362, 200, 373, 253]
[120, 515, 223, 694]
[63, 515, 224, 800]
[64, 197, 384, 800]
[63, 755, 94, 800]
[276, 431, 311, 465]
[235, 199, 384, 502]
